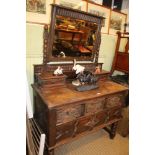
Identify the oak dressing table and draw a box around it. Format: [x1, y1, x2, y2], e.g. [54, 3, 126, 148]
[32, 4, 128, 155]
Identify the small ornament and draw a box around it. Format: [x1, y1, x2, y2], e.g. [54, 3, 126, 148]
[72, 59, 85, 74]
[95, 66, 101, 74]
[54, 66, 63, 75]
[59, 51, 66, 58]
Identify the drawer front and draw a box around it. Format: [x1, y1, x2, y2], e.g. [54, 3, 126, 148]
[85, 97, 106, 115]
[76, 116, 93, 134]
[105, 107, 122, 123]
[56, 121, 75, 142]
[56, 104, 82, 125]
[94, 111, 107, 127]
[106, 94, 124, 108]
[76, 111, 107, 135]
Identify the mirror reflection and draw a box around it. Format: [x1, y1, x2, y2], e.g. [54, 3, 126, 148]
[52, 15, 98, 58]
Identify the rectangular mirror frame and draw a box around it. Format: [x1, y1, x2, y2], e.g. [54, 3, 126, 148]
[43, 4, 105, 64]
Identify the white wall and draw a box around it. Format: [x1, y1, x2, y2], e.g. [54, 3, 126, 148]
[26, 24, 43, 106]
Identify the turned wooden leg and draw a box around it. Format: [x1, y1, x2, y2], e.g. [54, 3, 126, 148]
[110, 122, 118, 139]
[48, 149, 54, 155]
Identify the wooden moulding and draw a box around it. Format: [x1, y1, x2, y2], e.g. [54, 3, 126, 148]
[44, 4, 105, 63]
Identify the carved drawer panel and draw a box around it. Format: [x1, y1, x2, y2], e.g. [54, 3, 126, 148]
[56, 104, 82, 125]
[106, 94, 123, 108]
[76, 116, 93, 134]
[75, 111, 107, 135]
[105, 107, 122, 123]
[56, 121, 75, 142]
[85, 97, 106, 115]
[94, 111, 107, 127]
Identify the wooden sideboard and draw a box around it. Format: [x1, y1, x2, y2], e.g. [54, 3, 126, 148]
[30, 5, 128, 155]
[32, 72, 128, 155]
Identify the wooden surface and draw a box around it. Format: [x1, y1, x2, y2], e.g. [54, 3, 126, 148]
[32, 80, 128, 109]
[110, 32, 129, 75]
[32, 76, 128, 155]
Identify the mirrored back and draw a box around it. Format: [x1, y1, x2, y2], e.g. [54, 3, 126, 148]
[44, 4, 105, 64]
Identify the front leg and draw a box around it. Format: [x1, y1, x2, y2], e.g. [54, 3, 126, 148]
[110, 122, 118, 139]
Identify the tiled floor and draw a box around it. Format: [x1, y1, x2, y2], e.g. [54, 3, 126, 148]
[55, 130, 129, 155]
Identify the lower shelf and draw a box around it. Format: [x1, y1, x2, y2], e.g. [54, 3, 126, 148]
[48, 118, 121, 151]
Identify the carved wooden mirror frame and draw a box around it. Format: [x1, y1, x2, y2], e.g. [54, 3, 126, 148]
[43, 4, 105, 64]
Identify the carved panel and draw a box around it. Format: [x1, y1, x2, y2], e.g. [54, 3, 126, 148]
[34, 63, 103, 73]
[56, 104, 82, 125]
[56, 7, 102, 24]
[76, 115, 93, 134]
[85, 97, 106, 115]
[94, 111, 107, 127]
[106, 94, 123, 108]
[108, 108, 122, 121]
[56, 121, 75, 142]
[43, 25, 49, 64]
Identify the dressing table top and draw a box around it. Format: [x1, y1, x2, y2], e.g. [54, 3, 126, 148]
[32, 80, 128, 109]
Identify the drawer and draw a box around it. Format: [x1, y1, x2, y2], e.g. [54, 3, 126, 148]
[56, 104, 82, 125]
[56, 121, 75, 142]
[106, 94, 123, 108]
[85, 97, 106, 115]
[76, 111, 107, 135]
[106, 107, 122, 122]
[76, 116, 93, 134]
[94, 111, 107, 127]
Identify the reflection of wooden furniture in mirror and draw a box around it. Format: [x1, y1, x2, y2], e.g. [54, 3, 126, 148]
[110, 32, 129, 75]
[44, 4, 105, 63]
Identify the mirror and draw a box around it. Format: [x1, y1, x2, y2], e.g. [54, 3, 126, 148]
[44, 4, 104, 63]
[53, 15, 98, 58]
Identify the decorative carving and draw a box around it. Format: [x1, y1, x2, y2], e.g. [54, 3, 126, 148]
[85, 98, 106, 114]
[56, 6, 102, 24]
[57, 105, 82, 125]
[106, 94, 122, 108]
[85, 114, 99, 130]
[43, 25, 49, 64]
